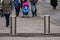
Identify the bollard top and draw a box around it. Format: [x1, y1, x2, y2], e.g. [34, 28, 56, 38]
[44, 15, 50, 16]
[11, 15, 16, 18]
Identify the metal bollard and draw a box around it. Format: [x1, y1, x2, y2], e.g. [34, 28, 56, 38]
[44, 15, 50, 34]
[10, 15, 16, 35]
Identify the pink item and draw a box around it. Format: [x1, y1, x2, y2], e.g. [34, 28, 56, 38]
[22, 1, 29, 7]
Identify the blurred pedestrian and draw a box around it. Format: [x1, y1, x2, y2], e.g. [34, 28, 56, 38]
[2, 0, 13, 27]
[0, 2, 4, 17]
[13, 0, 21, 16]
[1, 8, 4, 17]
[21, 0, 23, 8]
[30, 0, 38, 17]
[50, 0, 58, 9]
[0, 8, 4, 17]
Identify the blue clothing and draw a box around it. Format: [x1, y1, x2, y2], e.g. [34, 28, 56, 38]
[18, 0, 21, 4]
[22, 7, 29, 13]
[14, 0, 21, 8]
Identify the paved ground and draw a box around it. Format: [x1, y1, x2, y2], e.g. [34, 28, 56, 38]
[37, 1, 60, 26]
[0, 1, 60, 33]
[0, 0, 60, 40]
[0, 37, 60, 40]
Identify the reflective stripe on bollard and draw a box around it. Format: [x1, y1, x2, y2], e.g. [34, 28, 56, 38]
[44, 15, 50, 34]
[10, 15, 16, 35]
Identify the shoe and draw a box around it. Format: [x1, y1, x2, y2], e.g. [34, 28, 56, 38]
[53, 6, 56, 9]
[32, 16, 34, 17]
[6, 25, 9, 27]
[16, 15, 19, 17]
[21, 16, 24, 18]
[35, 13, 37, 16]
[16, 14, 19, 17]
[1, 15, 4, 17]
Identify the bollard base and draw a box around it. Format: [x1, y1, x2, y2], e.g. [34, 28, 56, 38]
[10, 33, 17, 36]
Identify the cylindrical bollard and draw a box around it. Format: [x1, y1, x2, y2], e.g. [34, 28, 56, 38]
[44, 15, 50, 34]
[10, 15, 16, 35]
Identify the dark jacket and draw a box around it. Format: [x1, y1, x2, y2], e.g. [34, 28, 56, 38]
[30, 0, 38, 3]
[50, 0, 58, 6]
[14, 0, 20, 8]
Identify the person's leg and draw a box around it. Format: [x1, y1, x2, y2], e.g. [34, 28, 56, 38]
[4, 14, 10, 27]
[1, 9, 4, 17]
[34, 3, 37, 16]
[7, 14, 10, 26]
[20, 3, 22, 9]
[15, 8, 19, 16]
[15, 8, 17, 16]
[31, 3, 35, 17]
[16, 5, 20, 16]
[53, 6, 56, 9]
[18, 5, 20, 16]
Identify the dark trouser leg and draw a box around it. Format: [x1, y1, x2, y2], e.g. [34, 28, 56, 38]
[16, 6, 20, 16]
[34, 3, 37, 16]
[4, 14, 10, 27]
[1, 9, 4, 17]
[31, 3, 37, 17]
[15, 6, 20, 16]
[21, 2, 22, 8]
[32, 7, 37, 16]
[31, 3, 35, 16]
[32, 11, 35, 17]
[35, 9, 37, 16]
[53, 6, 56, 9]
[16, 8, 19, 16]
[18, 5, 20, 15]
